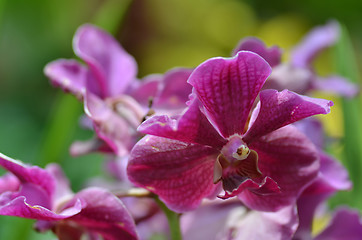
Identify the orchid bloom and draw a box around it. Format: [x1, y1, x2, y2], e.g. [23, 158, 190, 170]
[0, 153, 138, 240]
[45, 24, 193, 157]
[127, 51, 333, 212]
[233, 21, 358, 97]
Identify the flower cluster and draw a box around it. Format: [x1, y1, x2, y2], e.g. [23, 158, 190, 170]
[0, 21, 361, 240]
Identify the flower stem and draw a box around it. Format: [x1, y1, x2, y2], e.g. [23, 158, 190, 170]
[154, 196, 182, 240]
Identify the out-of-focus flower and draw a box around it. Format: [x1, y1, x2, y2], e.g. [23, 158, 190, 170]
[45, 24, 193, 157]
[292, 117, 358, 240]
[234, 21, 358, 98]
[181, 199, 298, 240]
[0, 153, 138, 240]
[127, 51, 333, 212]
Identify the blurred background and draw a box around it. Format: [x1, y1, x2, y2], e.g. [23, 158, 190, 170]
[0, 0, 361, 239]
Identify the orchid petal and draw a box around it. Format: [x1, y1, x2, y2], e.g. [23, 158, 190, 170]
[234, 206, 298, 240]
[44, 59, 87, 99]
[291, 21, 340, 68]
[0, 196, 82, 221]
[73, 24, 137, 98]
[65, 188, 138, 240]
[188, 51, 272, 138]
[128, 75, 160, 107]
[312, 75, 359, 98]
[84, 93, 137, 156]
[138, 99, 227, 149]
[240, 126, 319, 211]
[315, 207, 362, 240]
[153, 68, 193, 109]
[295, 151, 351, 239]
[0, 173, 20, 193]
[294, 117, 324, 149]
[233, 37, 282, 67]
[244, 89, 333, 144]
[0, 153, 55, 198]
[218, 176, 280, 200]
[127, 136, 219, 212]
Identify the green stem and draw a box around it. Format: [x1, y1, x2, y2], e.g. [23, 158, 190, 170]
[154, 196, 182, 240]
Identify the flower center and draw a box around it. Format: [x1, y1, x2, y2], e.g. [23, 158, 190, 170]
[213, 135, 262, 192]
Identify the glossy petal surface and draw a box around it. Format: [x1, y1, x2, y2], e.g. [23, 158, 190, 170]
[127, 136, 219, 212]
[188, 51, 272, 138]
[65, 188, 138, 240]
[244, 89, 333, 144]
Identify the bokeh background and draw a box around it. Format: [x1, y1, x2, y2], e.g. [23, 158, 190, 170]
[0, 0, 362, 238]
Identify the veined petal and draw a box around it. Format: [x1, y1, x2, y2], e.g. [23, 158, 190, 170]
[243, 89, 333, 144]
[64, 188, 138, 240]
[188, 51, 272, 138]
[127, 136, 219, 212]
[44, 59, 87, 99]
[73, 24, 137, 98]
[240, 126, 319, 211]
[291, 21, 340, 68]
[312, 75, 359, 98]
[232, 37, 282, 67]
[138, 99, 227, 149]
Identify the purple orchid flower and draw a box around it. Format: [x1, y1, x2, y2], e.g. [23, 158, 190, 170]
[45, 24, 193, 157]
[233, 21, 358, 97]
[0, 153, 138, 240]
[127, 51, 333, 213]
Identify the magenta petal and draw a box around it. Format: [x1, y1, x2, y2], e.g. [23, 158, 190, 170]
[128, 75, 160, 107]
[73, 24, 137, 98]
[0, 196, 82, 220]
[240, 126, 319, 211]
[0, 153, 55, 198]
[291, 21, 340, 68]
[127, 136, 220, 212]
[84, 93, 137, 156]
[244, 89, 333, 144]
[315, 207, 362, 240]
[312, 75, 359, 98]
[188, 51, 272, 138]
[232, 37, 282, 67]
[0, 173, 20, 193]
[44, 59, 87, 99]
[218, 176, 280, 199]
[138, 99, 227, 149]
[153, 68, 193, 110]
[65, 187, 138, 240]
[303, 151, 352, 196]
